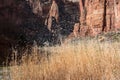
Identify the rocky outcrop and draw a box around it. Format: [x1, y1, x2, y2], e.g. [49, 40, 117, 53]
[0, 0, 120, 64]
[27, 0, 43, 16]
[0, 0, 80, 64]
[45, 0, 59, 31]
[79, 0, 120, 36]
[0, 0, 49, 64]
[73, 23, 80, 37]
[114, 0, 120, 30]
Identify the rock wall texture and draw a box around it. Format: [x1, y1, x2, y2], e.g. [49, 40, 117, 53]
[79, 0, 120, 36]
[0, 0, 79, 63]
[27, 0, 43, 16]
[45, 0, 59, 31]
[0, 0, 49, 63]
[0, 0, 120, 64]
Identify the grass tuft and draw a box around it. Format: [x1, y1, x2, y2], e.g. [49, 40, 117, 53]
[9, 40, 120, 80]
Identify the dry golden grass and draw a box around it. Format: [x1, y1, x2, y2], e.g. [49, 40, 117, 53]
[9, 40, 120, 80]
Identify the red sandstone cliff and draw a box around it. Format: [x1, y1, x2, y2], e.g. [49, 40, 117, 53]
[0, 0, 120, 64]
[78, 0, 120, 36]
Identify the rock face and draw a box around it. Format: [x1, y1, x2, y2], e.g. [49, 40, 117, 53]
[0, 0, 29, 63]
[79, 0, 120, 36]
[73, 23, 80, 37]
[0, 0, 49, 64]
[27, 0, 43, 16]
[114, 0, 120, 29]
[0, 0, 120, 64]
[45, 0, 59, 31]
[0, 0, 80, 64]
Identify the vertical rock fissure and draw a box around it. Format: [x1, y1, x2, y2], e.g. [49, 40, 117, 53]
[79, 0, 86, 25]
[102, 0, 107, 31]
[110, 15, 112, 30]
[114, 0, 117, 22]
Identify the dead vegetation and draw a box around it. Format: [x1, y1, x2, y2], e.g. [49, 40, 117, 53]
[8, 39, 120, 80]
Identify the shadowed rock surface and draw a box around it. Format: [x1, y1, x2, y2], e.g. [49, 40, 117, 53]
[0, 0, 120, 64]
[0, 0, 79, 64]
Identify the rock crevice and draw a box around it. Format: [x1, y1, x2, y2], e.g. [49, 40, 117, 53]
[79, 0, 120, 36]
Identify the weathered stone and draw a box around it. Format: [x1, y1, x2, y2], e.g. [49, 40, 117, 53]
[79, 0, 120, 36]
[79, 0, 86, 25]
[114, 0, 120, 30]
[45, 0, 59, 31]
[27, 0, 42, 16]
[73, 23, 80, 37]
[0, 0, 120, 64]
[0, 0, 48, 64]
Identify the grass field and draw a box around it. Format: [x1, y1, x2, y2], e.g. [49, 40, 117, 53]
[9, 39, 120, 80]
